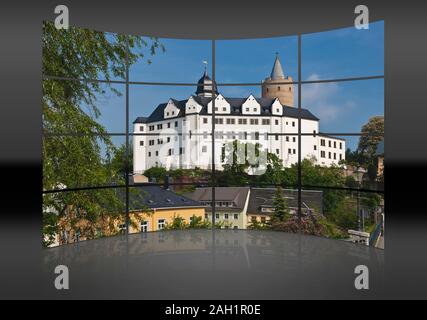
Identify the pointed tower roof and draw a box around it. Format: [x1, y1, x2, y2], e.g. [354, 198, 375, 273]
[270, 53, 285, 80]
[195, 68, 218, 97]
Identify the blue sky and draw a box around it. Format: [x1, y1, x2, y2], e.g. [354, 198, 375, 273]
[92, 21, 384, 153]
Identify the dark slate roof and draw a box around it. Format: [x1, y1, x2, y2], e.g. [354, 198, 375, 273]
[184, 187, 250, 212]
[133, 117, 148, 124]
[133, 95, 319, 124]
[119, 186, 203, 211]
[195, 70, 219, 96]
[247, 188, 324, 215]
[376, 140, 384, 155]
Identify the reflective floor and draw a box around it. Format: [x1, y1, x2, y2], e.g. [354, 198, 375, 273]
[42, 229, 384, 299]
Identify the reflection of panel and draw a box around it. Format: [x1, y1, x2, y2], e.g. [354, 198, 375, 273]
[301, 79, 384, 134]
[43, 187, 126, 247]
[302, 21, 384, 80]
[43, 80, 126, 134]
[217, 36, 298, 84]
[129, 38, 211, 83]
[43, 135, 125, 190]
[43, 23, 128, 81]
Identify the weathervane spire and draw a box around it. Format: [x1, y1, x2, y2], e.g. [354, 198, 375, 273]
[202, 60, 208, 75]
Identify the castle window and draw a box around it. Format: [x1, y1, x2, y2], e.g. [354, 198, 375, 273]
[157, 124, 162, 130]
[140, 141, 144, 146]
[328, 152, 331, 159]
[175, 121, 178, 127]
[334, 153, 336, 160]
[167, 137, 170, 143]
[292, 121, 295, 127]
[340, 154, 342, 160]
[246, 108, 250, 112]
[156, 151, 159, 156]
[275, 119, 279, 125]
[168, 149, 173, 156]
[275, 135, 279, 141]
[314, 145, 317, 150]
[254, 132, 259, 140]
[167, 122, 171, 128]
[321, 139, 325, 146]
[276, 149, 280, 154]
[202, 146, 207, 153]
[321, 151, 325, 158]
[266, 88, 269, 92]
[203, 118, 208, 124]
[238, 118, 247, 125]
[253, 108, 257, 112]
[340, 142, 342, 149]
[293, 149, 296, 154]
[250, 119, 258, 125]
[223, 107, 227, 111]
[140, 126, 144, 131]
[293, 137, 296, 142]
[278, 86, 281, 91]
[262, 119, 270, 125]
[148, 152, 151, 157]
[289, 87, 291, 92]
[286, 136, 289, 142]
[334, 141, 336, 148]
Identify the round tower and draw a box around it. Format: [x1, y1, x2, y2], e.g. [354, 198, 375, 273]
[261, 53, 294, 107]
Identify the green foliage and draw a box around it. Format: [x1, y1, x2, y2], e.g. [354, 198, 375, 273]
[248, 219, 269, 230]
[42, 21, 163, 246]
[165, 215, 188, 230]
[327, 199, 358, 230]
[272, 186, 291, 222]
[143, 166, 168, 182]
[188, 215, 211, 229]
[165, 214, 211, 230]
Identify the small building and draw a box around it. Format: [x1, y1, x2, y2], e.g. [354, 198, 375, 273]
[126, 185, 206, 233]
[185, 187, 250, 229]
[246, 188, 324, 226]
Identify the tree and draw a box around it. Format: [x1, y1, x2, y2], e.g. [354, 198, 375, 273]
[357, 116, 384, 181]
[272, 186, 291, 222]
[110, 143, 133, 178]
[42, 21, 164, 246]
[143, 166, 168, 182]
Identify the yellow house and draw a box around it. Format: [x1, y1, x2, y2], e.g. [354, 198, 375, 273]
[122, 185, 206, 234]
[50, 185, 205, 247]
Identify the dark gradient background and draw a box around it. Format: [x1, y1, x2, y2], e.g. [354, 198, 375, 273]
[0, 0, 426, 299]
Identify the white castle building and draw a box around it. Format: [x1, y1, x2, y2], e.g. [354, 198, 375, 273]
[133, 55, 345, 174]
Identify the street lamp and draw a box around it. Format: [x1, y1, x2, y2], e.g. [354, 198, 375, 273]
[354, 166, 366, 231]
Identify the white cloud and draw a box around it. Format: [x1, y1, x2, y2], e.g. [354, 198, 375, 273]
[302, 73, 355, 125]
